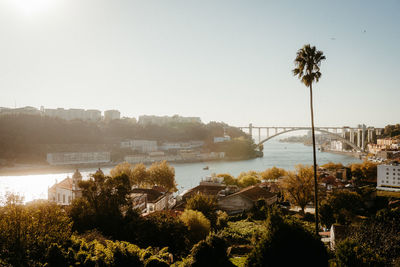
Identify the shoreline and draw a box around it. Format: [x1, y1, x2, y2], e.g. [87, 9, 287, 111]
[0, 156, 260, 176]
[321, 149, 361, 159]
[280, 141, 361, 159]
[0, 146, 360, 177]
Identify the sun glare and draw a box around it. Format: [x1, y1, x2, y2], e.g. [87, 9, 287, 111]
[8, 0, 57, 16]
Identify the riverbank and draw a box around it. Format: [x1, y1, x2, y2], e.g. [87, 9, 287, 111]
[0, 155, 260, 176]
[0, 140, 362, 203]
[321, 149, 362, 159]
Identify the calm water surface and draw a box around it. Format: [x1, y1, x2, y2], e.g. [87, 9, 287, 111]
[0, 140, 361, 202]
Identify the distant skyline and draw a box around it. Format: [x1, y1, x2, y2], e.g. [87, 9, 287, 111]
[0, 0, 399, 128]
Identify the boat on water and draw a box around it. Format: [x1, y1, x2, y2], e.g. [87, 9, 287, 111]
[203, 166, 209, 170]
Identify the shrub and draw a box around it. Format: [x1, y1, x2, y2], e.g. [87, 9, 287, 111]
[190, 234, 234, 267]
[186, 194, 217, 227]
[216, 210, 229, 229]
[180, 210, 210, 244]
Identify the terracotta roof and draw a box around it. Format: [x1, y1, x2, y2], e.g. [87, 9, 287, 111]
[223, 184, 276, 202]
[152, 185, 167, 193]
[131, 188, 164, 203]
[182, 184, 226, 199]
[49, 177, 72, 192]
[259, 182, 281, 193]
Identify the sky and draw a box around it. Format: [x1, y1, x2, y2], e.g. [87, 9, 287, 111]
[0, 0, 399, 128]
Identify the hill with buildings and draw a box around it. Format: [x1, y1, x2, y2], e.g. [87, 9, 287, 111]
[0, 112, 257, 167]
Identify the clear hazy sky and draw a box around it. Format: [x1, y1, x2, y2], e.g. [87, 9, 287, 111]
[0, 0, 399, 128]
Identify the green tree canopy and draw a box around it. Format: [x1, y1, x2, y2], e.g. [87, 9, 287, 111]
[246, 208, 328, 267]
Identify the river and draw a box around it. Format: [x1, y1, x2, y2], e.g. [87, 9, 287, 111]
[0, 139, 361, 203]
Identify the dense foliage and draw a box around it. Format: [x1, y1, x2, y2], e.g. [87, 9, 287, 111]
[246, 208, 328, 267]
[319, 190, 363, 227]
[351, 208, 400, 265]
[382, 124, 400, 138]
[0, 195, 72, 266]
[185, 194, 218, 227]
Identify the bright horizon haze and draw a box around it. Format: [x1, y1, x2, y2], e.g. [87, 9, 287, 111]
[0, 0, 399, 128]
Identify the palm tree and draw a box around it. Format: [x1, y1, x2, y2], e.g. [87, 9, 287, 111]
[292, 44, 326, 235]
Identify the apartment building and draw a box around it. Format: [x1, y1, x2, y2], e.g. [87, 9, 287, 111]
[377, 164, 400, 192]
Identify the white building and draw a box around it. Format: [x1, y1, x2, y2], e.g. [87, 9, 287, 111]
[159, 140, 205, 151]
[104, 110, 121, 121]
[48, 170, 82, 205]
[377, 164, 400, 192]
[214, 136, 231, 143]
[43, 108, 101, 121]
[85, 109, 101, 121]
[0, 106, 41, 116]
[120, 140, 158, 153]
[138, 115, 201, 125]
[47, 152, 110, 165]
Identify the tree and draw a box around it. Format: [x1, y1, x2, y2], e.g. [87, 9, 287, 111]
[293, 44, 326, 234]
[110, 161, 135, 179]
[148, 161, 177, 192]
[0, 195, 72, 266]
[180, 210, 211, 244]
[261, 166, 287, 180]
[280, 164, 315, 214]
[246, 207, 328, 267]
[216, 173, 237, 186]
[237, 171, 261, 188]
[319, 190, 363, 227]
[69, 172, 135, 237]
[133, 163, 150, 187]
[335, 239, 384, 267]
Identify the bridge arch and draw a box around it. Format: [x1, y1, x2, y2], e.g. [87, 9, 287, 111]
[257, 127, 362, 152]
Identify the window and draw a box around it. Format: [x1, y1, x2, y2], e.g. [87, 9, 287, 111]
[63, 194, 65, 203]
[68, 196, 71, 203]
[58, 193, 60, 202]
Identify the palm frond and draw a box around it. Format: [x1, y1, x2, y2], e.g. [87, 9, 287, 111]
[292, 44, 325, 87]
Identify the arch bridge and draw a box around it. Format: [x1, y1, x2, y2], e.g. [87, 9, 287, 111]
[237, 124, 384, 152]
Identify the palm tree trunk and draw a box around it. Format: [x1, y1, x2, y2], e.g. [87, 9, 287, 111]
[309, 83, 319, 235]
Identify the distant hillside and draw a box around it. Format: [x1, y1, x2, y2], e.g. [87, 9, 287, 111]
[0, 114, 250, 164]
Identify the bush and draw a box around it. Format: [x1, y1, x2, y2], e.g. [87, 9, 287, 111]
[190, 234, 234, 267]
[185, 194, 217, 227]
[216, 210, 229, 229]
[180, 210, 211, 244]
